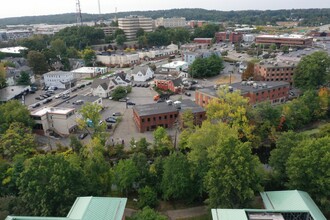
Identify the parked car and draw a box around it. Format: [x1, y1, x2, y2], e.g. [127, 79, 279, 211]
[113, 112, 121, 116]
[78, 133, 88, 140]
[86, 81, 92, 85]
[35, 96, 43, 100]
[46, 90, 55, 94]
[105, 117, 117, 123]
[184, 92, 191, 96]
[119, 98, 128, 102]
[127, 101, 136, 106]
[30, 103, 41, 108]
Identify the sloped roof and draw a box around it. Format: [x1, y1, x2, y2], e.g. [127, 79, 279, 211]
[212, 209, 248, 220]
[172, 77, 183, 87]
[6, 197, 127, 220]
[131, 66, 150, 76]
[91, 78, 110, 90]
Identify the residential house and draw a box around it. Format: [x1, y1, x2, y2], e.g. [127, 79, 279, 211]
[91, 78, 113, 98]
[212, 190, 326, 220]
[112, 72, 131, 86]
[43, 71, 75, 89]
[0, 85, 30, 103]
[6, 196, 128, 220]
[130, 66, 154, 82]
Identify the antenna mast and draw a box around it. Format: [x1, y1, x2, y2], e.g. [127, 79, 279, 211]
[76, 0, 83, 26]
[98, 0, 101, 15]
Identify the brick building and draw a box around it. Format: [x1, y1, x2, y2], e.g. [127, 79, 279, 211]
[254, 61, 298, 87]
[154, 77, 184, 93]
[215, 32, 243, 43]
[133, 99, 206, 132]
[193, 38, 213, 44]
[255, 34, 313, 47]
[195, 81, 290, 106]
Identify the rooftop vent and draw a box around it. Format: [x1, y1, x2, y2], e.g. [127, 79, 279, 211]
[166, 100, 173, 105]
[174, 101, 181, 109]
[253, 83, 258, 89]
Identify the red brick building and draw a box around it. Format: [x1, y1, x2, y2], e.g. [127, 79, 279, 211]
[254, 61, 298, 87]
[195, 81, 290, 107]
[154, 77, 184, 94]
[133, 99, 206, 132]
[193, 38, 213, 44]
[255, 34, 313, 47]
[215, 32, 243, 43]
[189, 20, 208, 28]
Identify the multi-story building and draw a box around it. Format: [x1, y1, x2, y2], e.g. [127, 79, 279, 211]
[31, 107, 77, 137]
[137, 43, 178, 60]
[255, 34, 313, 47]
[118, 16, 153, 40]
[254, 61, 298, 86]
[154, 76, 184, 94]
[71, 67, 108, 79]
[155, 17, 186, 28]
[98, 26, 118, 36]
[133, 99, 206, 132]
[43, 71, 76, 89]
[183, 50, 221, 65]
[215, 32, 243, 43]
[96, 53, 140, 67]
[195, 81, 290, 106]
[188, 20, 208, 28]
[193, 38, 213, 44]
[180, 43, 209, 52]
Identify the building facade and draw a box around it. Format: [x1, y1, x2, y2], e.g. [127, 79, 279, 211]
[118, 16, 153, 40]
[155, 17, 186, 28]
[96, 53, 140, 67]
[133, 99, 206, 132]
[43, 71, 75, 89]
[154, 77, 184, 94]
[161, 61, 188, 72]
[130, 66, 154, 82]
[255, 34, 313, 47]
[215, 32, 243, 43]
[193, 38, 213, 44]
[195, 81, 290, 106]
[254, 61, 297, 86]
[71, 67, 108, 79]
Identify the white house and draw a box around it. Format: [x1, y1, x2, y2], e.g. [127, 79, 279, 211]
[96, 53, 139, 67]
[112, 72, 131, 86]
[43, 71, 75, 89]
[71, 67, 108, 79]
[161, 61, 188, 72]
[91, 78, 113, 98]
[130, 66, 154, 82]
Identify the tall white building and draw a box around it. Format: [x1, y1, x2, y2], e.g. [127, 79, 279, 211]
[155, 17, 187, 28]
[118, 16, 153, 40]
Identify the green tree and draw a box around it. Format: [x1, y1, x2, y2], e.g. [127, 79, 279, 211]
[130, 206, 167, 220]
[0, 100, 35, 134]
[161, 152, 192, 200]
[77, 102, 105, 140]
[204, 125, 263, 208]
[137, 35, 148, 48]
[27, 50, 49, 75]
[111, 86, 131, 100]
[50, 38, 67, 57]
[293, 51, 330, 91]
[0, 122, 36, 160]
[113, 159, 139, 195]
[81, 48, 96, 66]
[286, 136, 330, 212]
[131, 152, 150, 187]
[242, 62, 255, 80]
[116, 34, 126, 46]
[146, 31, 170, 46]
[153, 127, 173, 156]
[178, 110, 195, 150]
[0, 63, 7, 89]
[16, 71, 31, 85]
[20, 35, 49, 51]
[189, 54, 224, 78]
[113, 28, 125, 38]
[138, 186, 158, 209]
[66, 47, 79, 58]
[17, 154, 86, 216]
[136, 28, 145, 38]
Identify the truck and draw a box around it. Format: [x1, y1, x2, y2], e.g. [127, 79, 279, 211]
[153, 93, 171, 101]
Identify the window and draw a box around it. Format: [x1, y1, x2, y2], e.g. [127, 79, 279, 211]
[159, 116, 162, 120]
[142, 119, 145, 123]
[164, 115, 167, 119]
[170, 115, 173, 118]
[147, 118, 150, 122]
[153, 117, 156, 121]
[174, 114, 178, 118]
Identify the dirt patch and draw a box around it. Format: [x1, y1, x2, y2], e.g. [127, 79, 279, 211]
[215, 75, 238, 84]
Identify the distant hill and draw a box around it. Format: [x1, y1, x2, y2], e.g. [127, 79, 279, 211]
[1, 8, 330, 27]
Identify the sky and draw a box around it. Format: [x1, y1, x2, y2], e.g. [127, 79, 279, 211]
[0, 0, 329, 19]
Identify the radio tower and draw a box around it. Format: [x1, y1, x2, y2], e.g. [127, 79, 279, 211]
[98, 0, 101, 15]
[76, 0, 83, 26]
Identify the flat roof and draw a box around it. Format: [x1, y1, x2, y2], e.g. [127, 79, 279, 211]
[44, 71, 72, 76]
[31, 107, 75, 116]
[0, 85, 30, 102]
[0, 46, 27, 54]
[162, 61, 188, 69]
[231, 81, 290, 94]
[257, 34, 312, 40]
[257, 60, 298, 68]
[71, 67, 107, 73]
[133, 99, 205, 117]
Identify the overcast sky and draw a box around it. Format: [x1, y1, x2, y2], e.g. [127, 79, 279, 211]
[1, 0, 329, 19]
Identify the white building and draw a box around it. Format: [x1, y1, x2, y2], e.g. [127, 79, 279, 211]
[161, 61, 188, 72]
[138, 43, 178, 60]
[91, 78, 113, 98]
[43, 71, 75, 89]
[71, 67, 108, 79]
[155, 17, 186, 28]
[0, 46, 28, 54]
[243, 34, 255, 42]
[130, 66, 154, 82]
[97, 53, 140, 67]
[118, 16, 153, 40]
[31, 107, 77, 137]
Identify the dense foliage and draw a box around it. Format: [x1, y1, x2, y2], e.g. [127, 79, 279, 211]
[1, 9, 330, 26]
[189, 54, 224, 78]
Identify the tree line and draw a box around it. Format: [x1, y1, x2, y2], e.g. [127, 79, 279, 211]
[1, 8, 330, 26]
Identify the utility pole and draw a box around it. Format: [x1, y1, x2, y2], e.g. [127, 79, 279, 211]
[76, 0, 83, 26]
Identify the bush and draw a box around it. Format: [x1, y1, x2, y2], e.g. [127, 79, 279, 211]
[111, 86, 132, 101]
[138, 186, 158, 209]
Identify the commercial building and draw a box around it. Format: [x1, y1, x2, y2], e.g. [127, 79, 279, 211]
[98, 26, 118, 36]
[155, 17, 186, 28]
[255, 34, 313, 47]
[43, 71, 75, 89]
[195, 81, 290, 107]
[118, 15, 153, 40]
[133, 99, 206, 132]
[31, 107, 77, 137]
[97, 53, 140, 67]
[215, 32, 243, 43]
[212, 190, 326, 220]
[71, 67, 108, 79]
[243, 34, 255, 42]
[254, 61, 298, 86]
[138, 43, 178, 60]
[6, 196, 127, 220]
[193, 38, 213, 44]
[0, 85, 30, 103]
[188, 20, 208, 28]
[154, 76, 184, 94]
[161, 61, 188, 72]
[183, 50, 221, 65]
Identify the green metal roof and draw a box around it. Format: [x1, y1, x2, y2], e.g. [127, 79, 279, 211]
[212, 190, 326, 220]
[6, 197, 127, 220]
[211, 209, 248, 220]
[260, 190, 326, 220]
